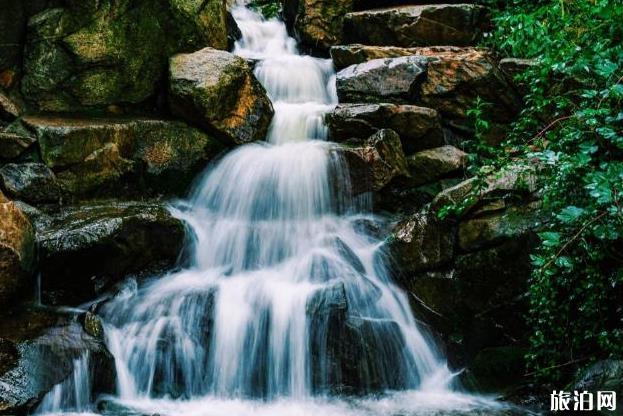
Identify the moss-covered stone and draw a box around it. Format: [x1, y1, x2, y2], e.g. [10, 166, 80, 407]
[21, 0, 228, 112]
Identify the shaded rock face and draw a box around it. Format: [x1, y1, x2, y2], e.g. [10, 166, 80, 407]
[336, 56, 428, 104]
[0, 120, 36, 160]
[0, 163, 61, 204]
[0, 92, 21, 122]
[22, 116, 225, 199]
[20, 0, 228, 112]
[35, 201, 185, 305]
[335, 47, 521, 128]
[282, 0, 354, 52]
[407, 145, 467, 186]
[572, 360, 623, 415]
[343, 4, 489, 48]
[326, 103, 444, 154]
[169, 48, 274, 145]
[0, 307, 115, 414]
[0, 198, 35, 309]
[334, 129, 409, 195]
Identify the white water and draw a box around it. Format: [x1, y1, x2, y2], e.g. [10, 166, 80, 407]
[36, 3, 509, 415]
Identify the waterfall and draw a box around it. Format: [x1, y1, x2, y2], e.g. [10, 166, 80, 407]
[36, 3, 508, 415]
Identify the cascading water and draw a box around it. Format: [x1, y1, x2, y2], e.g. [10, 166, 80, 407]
[36, 3, 509, 415]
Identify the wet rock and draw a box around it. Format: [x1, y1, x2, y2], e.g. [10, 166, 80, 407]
[343, 4, 489, 48]
[335, 129, 409, 195]
[22, 116, 224, 198]
[386, 209, 454, 274]
[0, 197, 35, 309]
[336, 56, 428, 104]
[227, 11, 243, 50]
[35, 200, 185, 305]
[572, 360, 623, 415]
[282, 0, 354, 52]
[21, 0, 227, 112]
[499, 58, 538, 94]
[0, 91, 20, 121]
[331, 44, 427, 70]
[169, 48, 274, 145]
[81, 312, 105, 340]
[326, 103, 443, 154]
[0, 163, 61, 204]
[407, 145, 467, 186]
[458, 202, 543, 252]
[0, 307, 115, 414]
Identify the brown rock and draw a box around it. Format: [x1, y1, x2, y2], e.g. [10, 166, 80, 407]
[0, 199, 35, 307]
[343, 4, 489, 48]
[0, 92, 20, 121]
[326, 103, 443, 154]
[169, 48, 274, 145]
[407, 145, 467, 185]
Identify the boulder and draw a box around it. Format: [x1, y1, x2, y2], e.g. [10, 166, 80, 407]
[282, 0, 354, 52]
[22, 116, 225, 198]
[458, 201, 543, 252]
[386, 209, 454, 274]
[0, 92, 20, 121]
[326, 103, 443, 154]
[20, 0, 227, 112]
[35, 200, 185, 305]
[331, 44, 427, 70]
[336, 56, 428, 104]
[572, 360, 623, 415]
[0, 198, 35, 308]
[0, 307, 115, 414]
[334, 129, 409, 195]
[407, 145, 467, 185]
[343, 4, 489, 47]
[499, 58, 538, 94]
[169, 48, 274, 145]
[0, 163, 61, 204]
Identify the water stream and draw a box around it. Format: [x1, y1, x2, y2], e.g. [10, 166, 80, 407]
[35, 3, 509, 415]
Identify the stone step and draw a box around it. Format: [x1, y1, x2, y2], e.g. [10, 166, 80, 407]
[342, 4, 489, 48]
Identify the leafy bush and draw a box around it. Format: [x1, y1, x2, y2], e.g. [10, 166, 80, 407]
[248, 0, 281, 19]
[470, 0, 623, 382]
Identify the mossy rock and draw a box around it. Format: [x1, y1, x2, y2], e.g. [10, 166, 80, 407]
[21, 0, 227, 112]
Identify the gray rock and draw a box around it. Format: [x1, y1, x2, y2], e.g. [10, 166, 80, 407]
[169, 47, 274, 145]
[336, 56, 428, 104]
[407, 145, 467, 185]
[0, 163, 61, 204]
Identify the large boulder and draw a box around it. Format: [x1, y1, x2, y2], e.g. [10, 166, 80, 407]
[20, 0, 228, 112]
[407, 145, 467, 186]
[169, 48, 274, 145]
[335, 47, 521, 128]
[334, 129, 409, 195]
[34, 201, 185, 305]
[0, 163, 61, 204]
[326, 103, 444, 154]
[282, 0, 354, 52]
[343, 4, 489, 47]
[0, 196, 35, 308]
[386, 209, 454, 274]
[0, 307, 115, 414]
[336, 56, 428, 104]
[22, 116, 225, 199]
[0, 119, 36, 160]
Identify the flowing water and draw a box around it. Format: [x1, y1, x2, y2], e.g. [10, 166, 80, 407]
[36, 3, 511, 415]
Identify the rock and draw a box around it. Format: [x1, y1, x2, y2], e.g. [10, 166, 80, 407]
[81, 312, 104, 340]
[407, 145, 467, 186]
[458, 202, 542, 252]
[326, 103, 444, 154]
[572, 360, 623, 415]
[169, 48, 274, 145]
[432, 163, 539, 214]
[0, 119, 37, 160]
[20, 0, 227, 112]
[282, 0, 353, 52]
[0, 163, 61, 204]
[0, 198, 35, 308]
[499, 58, 538, 94]
[336, 56, 428, 104]
[0, 91, 20, 121]
[331, 44, 427, 70]
[0, 307, 115, 414]
[226, 11, 242, 50]
[22, 116, 224, 198]
[343, 4, 489, 48]
[386, 209, 454, 274]
[335, 129, 409, 195]
[460, 346, 527, 394]
[419, 47, 521, 126]
[35, 201, 185, 305]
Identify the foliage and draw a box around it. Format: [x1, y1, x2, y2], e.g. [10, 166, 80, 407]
[248, 0, 281, 19]
[467, 0, 623, 382]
